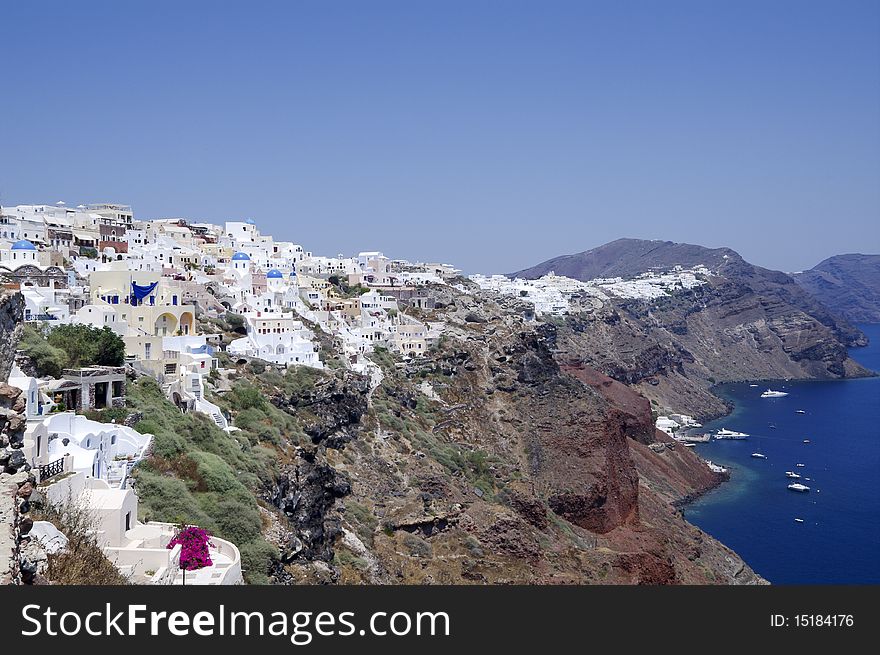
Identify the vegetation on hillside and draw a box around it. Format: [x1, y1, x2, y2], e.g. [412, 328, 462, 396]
[367, 358, 502, 499]
[126, 377, 280, 583]
[20, 323, 125, 377]
[210, 371, 313, 448]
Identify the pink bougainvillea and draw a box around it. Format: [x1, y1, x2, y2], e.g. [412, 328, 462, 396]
[167, 525, 214, 571]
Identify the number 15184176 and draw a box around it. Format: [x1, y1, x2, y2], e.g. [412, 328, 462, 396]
[771, 614, 854, 627]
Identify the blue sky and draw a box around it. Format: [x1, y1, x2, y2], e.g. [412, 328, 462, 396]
[1, 0, 878, 273]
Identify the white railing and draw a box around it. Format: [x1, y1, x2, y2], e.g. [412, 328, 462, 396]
[106, 543, 181, 585]
[195, 398, 228, 430]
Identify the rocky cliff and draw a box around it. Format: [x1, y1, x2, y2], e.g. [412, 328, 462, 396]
[237, 287, 764, 585]
[512, 239, 871, 417]
[515, 239, 866, 347]
[0, 290, 24, 381]
[0, 291, 27, 584]
[794, 254, 880, 324]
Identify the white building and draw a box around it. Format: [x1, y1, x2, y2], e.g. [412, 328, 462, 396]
[21, 280, 71, 323]
[228, 309, 323, 368]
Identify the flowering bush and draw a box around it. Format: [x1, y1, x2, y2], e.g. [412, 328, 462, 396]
[167, 525, 214, 571]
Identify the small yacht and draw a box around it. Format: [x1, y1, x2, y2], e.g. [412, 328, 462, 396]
[785, 471, 801, 479]
[749, 384, 759, 387]
[751, 452, 767, 459]
[803, 439, 811, 443]
[794, 518, 804, 523]
[788, 483, 810, 492]
[705, 461, 728, 474]
[715, 428, 749, 439]
[761, 389, 789, 398]
[796, 463, 805, 467]
[796, 410, 806, 414]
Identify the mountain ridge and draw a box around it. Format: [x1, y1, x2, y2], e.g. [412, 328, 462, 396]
[504, 238, 870, 420]
[511, 237, 866, 348]
[793, 253, 880, 324]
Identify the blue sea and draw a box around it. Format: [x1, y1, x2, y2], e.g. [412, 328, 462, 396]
[684, 323, 880, 584]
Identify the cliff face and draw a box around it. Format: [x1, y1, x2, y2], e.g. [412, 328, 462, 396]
[252, 241, 876, 585]
[511, 239, 871, 418]
[794, 254, 880, 324]
[514, 238, 866, 348]
[0, 291, 24, 381]
[251, 288, 764, 585]
[1, 291, 26, 583]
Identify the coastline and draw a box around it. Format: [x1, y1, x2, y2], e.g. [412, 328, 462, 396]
[672, 470, 729, 510]
[671, 356, 879, 515]
[676, 326, 880, 584]
[676, 369, 878, 508]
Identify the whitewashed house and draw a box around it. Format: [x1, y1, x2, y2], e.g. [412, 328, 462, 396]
[227, 309, 323, 369]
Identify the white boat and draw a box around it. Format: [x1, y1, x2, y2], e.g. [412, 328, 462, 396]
[788, 483, 810, 492]
[796, 410, 806, 414]
[794, 518, 804, 523]
[761, 389, 789, 398]
[684, 443, 696, 448]
[785, 471, 801, 479]
[705, 460, 728, 474]
[751, 452, 767, 459]
[796, 463, 805, 467]
[803, 439, 811, 443]
[749, 384, 759, 387]
[715, 428, 749, 439]
[674, 433, 711, 443]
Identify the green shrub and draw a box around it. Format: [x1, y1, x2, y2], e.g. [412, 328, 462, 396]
[229, 381, 266, 410]
[238, 538, 278, 585]
[83, 406, 129, 424]
[20, 324, 126, 375]
[190, 451, 239, 493]
[138, 421, 187, 458]
[126, 377, 284, 568]
[19, 325, 67, 377]
[247, 360, 267, 375]
[203, 494, 263, 545]
[133, 470, 216, 530]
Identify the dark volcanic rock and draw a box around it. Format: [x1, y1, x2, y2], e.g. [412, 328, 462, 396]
[268, 450, 352, 563]
[273, 371, 369, 446]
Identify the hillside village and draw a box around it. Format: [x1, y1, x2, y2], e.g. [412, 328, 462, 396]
[0, 201, 725, 585]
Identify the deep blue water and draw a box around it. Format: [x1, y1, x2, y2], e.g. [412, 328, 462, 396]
[684, 323, 880, 584]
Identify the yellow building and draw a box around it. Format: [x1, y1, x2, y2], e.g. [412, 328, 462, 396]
[87, 270, 196, 336]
